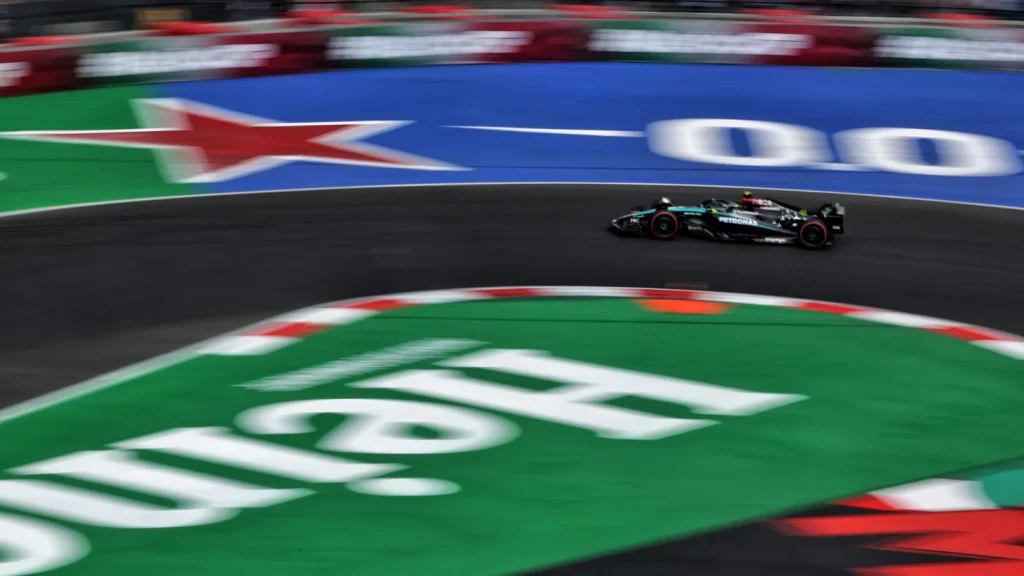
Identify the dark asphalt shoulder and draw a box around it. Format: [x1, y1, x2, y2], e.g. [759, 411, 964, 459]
[1, 184, 1021, 408]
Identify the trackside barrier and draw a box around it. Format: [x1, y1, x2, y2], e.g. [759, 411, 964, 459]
[4, 13, 1024, 97]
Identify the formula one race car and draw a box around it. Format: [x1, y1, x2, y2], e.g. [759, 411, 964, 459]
[608, 191, 845, 249]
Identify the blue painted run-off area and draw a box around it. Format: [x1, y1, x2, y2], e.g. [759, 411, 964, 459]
[163, 63, 1024, 207]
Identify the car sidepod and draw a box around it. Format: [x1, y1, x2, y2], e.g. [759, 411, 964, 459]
[702, 211, 795, 243]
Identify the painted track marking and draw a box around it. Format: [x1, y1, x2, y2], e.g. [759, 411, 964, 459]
[2, 182, 1023, 222]
[0, 285, 1019, 428]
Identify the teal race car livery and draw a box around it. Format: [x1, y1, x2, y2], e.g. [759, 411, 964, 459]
[608, 191, 845, 250]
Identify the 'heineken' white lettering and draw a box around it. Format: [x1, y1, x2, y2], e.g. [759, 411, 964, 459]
[0, 344, 809, 575]
[13, 450, 309, 519]
[77, 44, 279, 78]
[352, 348, 806, 439]
[589, 28, 812, 56]
[116, 426, 400, 483]
[876, 35, 1024, 62]
[0, 62, 29, 88]
[237, 338, 482, 392]
[329, 31, 531, 60]
[0, 479, 238, 529]
[238, 398, 519, 455]
[354, 369, 710, 439]
[0, 513, 88, 576]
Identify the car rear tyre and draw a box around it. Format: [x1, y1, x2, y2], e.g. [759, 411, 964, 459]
[798, 220, 829, 249]
[650, 211, 679, 240]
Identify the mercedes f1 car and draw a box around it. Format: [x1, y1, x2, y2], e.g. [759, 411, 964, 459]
[608, 192, 845, 249]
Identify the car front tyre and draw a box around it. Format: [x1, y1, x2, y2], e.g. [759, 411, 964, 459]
[650, 211, 679, 240]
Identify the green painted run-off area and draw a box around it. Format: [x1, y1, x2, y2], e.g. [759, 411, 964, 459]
[0, 87, 191, 213]
[0, 296, 1020, 576]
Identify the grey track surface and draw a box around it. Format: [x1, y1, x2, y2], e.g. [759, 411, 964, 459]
[1, 183, 1022, 410]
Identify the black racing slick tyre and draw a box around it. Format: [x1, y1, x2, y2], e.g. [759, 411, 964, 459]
[798, 220, 830, 249]
[650, 211, 679, 240]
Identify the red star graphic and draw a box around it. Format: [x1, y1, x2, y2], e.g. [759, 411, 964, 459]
[0, 98, 463, 183]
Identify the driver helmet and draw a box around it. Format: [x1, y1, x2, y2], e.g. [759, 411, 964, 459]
[743, 191, 753, 198]
[659, 197, 674, 206]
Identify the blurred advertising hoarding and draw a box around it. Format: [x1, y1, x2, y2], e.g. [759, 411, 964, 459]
[5, 17, 1024, 97]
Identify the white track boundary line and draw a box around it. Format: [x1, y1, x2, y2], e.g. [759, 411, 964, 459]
[1, 181, 1022, 221]
[0, 309, 322, 426]
[0, 284, 1020, 428]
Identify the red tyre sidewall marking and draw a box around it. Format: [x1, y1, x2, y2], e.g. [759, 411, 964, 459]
[650, 211, 678, 239]
[799, 221, 828, 248]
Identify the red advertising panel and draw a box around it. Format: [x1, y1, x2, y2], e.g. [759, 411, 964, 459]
[0, 47, 78, 97]
[464, 21, 589, 63]
[741, 24, 876, 67]
[211, 31, 328, 79]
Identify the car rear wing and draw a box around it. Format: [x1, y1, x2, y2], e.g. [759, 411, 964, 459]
[818, 203, 845, 234]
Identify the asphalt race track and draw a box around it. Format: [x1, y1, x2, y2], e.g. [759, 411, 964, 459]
[1, 184, 1023, 409]
[1, 183, 1023, 574]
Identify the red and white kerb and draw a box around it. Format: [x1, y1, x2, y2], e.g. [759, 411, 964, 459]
[194, 286, 1024, 360]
